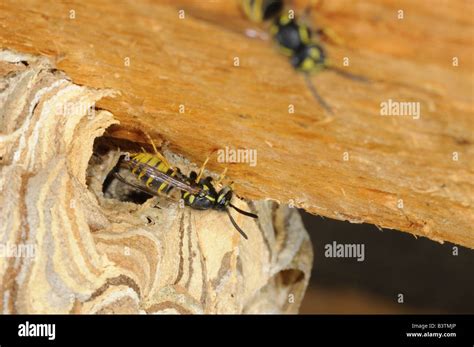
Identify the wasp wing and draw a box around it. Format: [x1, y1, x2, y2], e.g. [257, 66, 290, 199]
[139, 164, 201, 195]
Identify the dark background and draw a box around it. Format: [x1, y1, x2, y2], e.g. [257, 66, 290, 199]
[299, 211, 474, 314]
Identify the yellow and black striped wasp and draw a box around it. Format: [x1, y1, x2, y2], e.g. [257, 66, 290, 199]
[240, 0, 368, 113]
[113, 135, 257, 239]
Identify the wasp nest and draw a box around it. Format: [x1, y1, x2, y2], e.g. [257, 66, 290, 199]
[0, 50, 313, 314]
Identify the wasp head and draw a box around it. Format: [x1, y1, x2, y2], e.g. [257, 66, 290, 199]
[215, 186, 233, 211]
[291, 43, 326, 73]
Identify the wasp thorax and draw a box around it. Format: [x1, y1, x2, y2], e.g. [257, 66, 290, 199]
[215, 186, 233, 210]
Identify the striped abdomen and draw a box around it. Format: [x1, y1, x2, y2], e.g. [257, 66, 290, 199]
[126, 152, 178, 194]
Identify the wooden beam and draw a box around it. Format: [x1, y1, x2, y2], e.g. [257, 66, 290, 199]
[1, 0, 473, 248]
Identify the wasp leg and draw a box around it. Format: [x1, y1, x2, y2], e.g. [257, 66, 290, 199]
[143, 131, 175, 171]
[195, 156, 210, 184]
[215, 167, 228, 186]
[144, 132, 160, 156]
[300, 0, 345, 46]
[316, 27, 345, 46]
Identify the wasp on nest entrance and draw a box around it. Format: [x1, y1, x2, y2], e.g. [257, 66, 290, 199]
[87, 131, 258, 239]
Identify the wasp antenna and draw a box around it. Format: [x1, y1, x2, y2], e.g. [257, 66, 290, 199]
[226, 210, 249, 240]
[230, 203, 258, 219]
[304, 74, 333, 114]
[327, 66, 370, 83]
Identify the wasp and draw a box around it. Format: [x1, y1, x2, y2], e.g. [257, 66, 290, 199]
[240, 0, 368, 113]
[113, 136, 257, 240]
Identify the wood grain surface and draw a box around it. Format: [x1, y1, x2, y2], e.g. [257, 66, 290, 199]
[0, 0, 473, 248]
